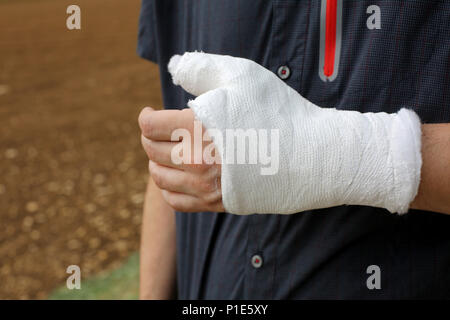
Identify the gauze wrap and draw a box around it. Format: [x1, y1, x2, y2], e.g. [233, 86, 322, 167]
[168, 52, 422, 215]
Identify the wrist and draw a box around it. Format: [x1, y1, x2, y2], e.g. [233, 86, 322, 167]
[327, 108, 422, 213]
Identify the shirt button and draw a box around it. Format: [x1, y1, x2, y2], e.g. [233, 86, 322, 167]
[251, 254, 263, 269]
[277, 65, 291, 80]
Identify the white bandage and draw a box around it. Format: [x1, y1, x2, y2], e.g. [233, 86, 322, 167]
[168, 52, 422, 215]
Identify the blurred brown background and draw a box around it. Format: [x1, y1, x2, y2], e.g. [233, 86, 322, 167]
[0, 0, 161, 299]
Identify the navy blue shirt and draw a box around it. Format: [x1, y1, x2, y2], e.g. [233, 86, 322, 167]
[138, 0, 450, 299]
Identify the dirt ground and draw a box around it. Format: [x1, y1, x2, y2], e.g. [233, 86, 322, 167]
[0, 0, 162, 299]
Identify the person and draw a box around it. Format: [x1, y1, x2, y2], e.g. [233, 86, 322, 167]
[137, 0, 450, 299]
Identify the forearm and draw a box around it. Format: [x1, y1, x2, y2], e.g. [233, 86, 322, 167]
[140, 176, 177, 300]
[410, 123, 450, 214]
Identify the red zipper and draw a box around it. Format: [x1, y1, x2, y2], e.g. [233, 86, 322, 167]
[324, 0, 337, 77]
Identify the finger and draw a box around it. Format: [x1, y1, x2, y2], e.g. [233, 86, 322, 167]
[139, 107, 194, 141]
[168, 52, 251, 96]
[141, 136, 184, 169]
[161, 190, 203, 212]
[161, 189, 224, 213]
[138, 106, 154, 131]
[149, 160, 215, 197]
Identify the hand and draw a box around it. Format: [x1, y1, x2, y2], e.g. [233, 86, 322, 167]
[138, 107, 224, 212]
[166, 52, 422, 215]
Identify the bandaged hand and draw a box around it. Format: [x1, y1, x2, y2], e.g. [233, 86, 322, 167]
[168, 52, 422, 215]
